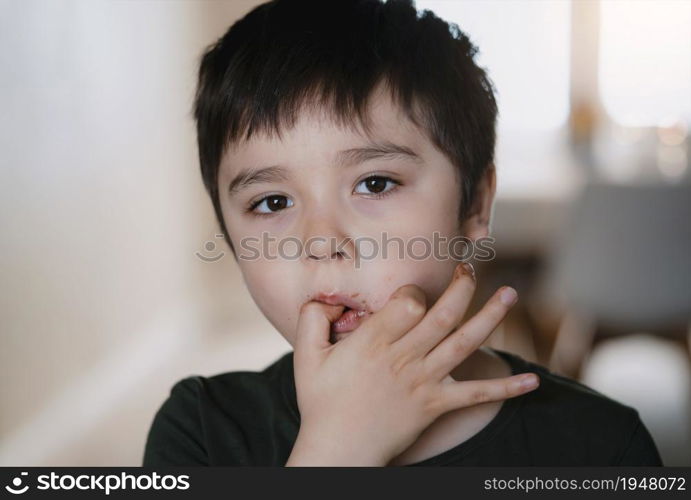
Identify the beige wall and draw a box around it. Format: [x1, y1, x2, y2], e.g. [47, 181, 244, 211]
[0, 0, 291, 465]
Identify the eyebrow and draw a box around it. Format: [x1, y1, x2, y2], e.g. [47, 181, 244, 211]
[227, 141, 422, 196]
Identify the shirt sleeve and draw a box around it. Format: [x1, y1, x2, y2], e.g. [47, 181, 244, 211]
[142, 377, 208, 466]
[616, 412, 664, 466]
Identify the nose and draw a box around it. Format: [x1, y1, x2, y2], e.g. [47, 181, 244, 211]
[306, 239, 351, 261]
[301, 210, 355, 262]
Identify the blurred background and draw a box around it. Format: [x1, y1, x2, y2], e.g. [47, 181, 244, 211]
[1, 0, 689, 466]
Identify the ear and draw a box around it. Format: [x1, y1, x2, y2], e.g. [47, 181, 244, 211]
[459, 162, 496, 241]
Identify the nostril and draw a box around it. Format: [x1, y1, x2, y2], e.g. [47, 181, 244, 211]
[307, 250, 347, 261]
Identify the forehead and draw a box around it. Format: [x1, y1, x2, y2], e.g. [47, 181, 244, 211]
[217, 84, 434, 181]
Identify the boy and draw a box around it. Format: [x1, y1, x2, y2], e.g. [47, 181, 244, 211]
[143, 0, 663, 466]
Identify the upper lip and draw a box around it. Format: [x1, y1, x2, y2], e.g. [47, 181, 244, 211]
[310, 292, 369, 312]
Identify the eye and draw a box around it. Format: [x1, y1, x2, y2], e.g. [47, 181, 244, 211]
[354, 175, 401, 198]
[247, 194, 294, 216]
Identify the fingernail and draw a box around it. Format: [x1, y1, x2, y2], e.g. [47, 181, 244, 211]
[499, 286, 517, 306]
[462, 262, 475, 280]
[454, 261, 476, 281]
[521, 374, 539, 390]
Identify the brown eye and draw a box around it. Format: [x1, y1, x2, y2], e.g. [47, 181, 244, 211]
[365, 176, 387, 193]
[354, 175, 399, 196]
[266, 196, 287, 210]
[250, 194, 293, 215]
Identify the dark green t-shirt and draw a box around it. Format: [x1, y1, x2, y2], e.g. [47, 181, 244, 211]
[142, 348, 663, 466]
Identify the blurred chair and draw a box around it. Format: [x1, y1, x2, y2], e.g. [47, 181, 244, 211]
[534, 181, 691, 379]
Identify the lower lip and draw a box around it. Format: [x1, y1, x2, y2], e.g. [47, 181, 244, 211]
[330, 308, 366, 336]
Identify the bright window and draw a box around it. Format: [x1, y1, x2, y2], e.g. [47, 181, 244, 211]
[599, 0, 691, 127]
[415, 0, 573, 197]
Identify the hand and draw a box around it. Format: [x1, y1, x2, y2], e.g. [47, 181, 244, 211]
[285, 262, 540, 466]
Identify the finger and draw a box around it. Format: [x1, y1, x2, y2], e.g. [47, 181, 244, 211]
[294, 301, 345, 369]
[423, 286, 517, 381]
[358, 284, 427, 345]
[394, 261, 476, 358]
[438, 372, 540, 413]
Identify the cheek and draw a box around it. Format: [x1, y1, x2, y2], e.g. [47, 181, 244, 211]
[239, 261, 300, 339]
[390, 185, 461, 241]
[364, 259, 455, 312]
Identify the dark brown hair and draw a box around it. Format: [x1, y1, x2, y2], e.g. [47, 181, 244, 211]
[193, 0, 498, 255]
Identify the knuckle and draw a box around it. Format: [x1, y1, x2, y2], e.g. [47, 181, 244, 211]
[470, 388, 490, 404]
[400, 295, 427, 318]
[393, 285, 426, 308]
[392, 283, 416, 299]
[432, 306, 456, 330]
[449, 332, 471, 356]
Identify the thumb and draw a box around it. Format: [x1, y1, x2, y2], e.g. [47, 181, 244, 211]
[294, 301, 345, 366]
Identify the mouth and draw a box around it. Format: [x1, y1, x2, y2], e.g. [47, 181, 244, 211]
[310, 292, 371, 342]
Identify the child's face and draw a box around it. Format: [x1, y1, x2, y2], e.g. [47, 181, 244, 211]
[218, 84, 494, 346]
